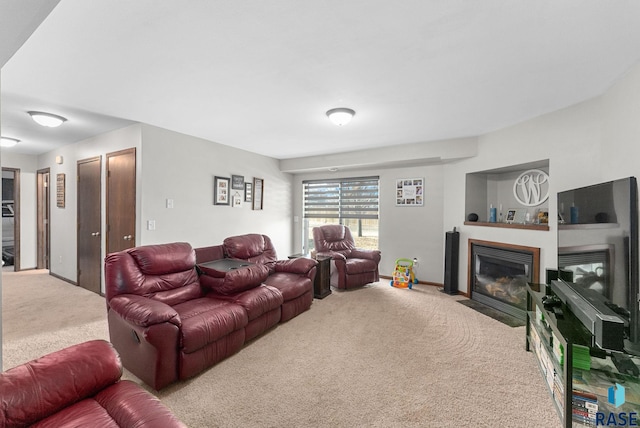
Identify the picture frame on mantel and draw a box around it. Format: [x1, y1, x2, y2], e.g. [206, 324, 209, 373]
[396, 178, 424, 206]
[214, 176, 230, 205]
[252, 177, 264, 210]
[506, 208, 526, 224]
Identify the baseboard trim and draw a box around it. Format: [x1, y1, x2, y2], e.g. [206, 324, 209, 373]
[12, 267, 38, 272]
[49, 271, 77, 286]
[380, 275, 465, 295]
[379, 275, 444, 288]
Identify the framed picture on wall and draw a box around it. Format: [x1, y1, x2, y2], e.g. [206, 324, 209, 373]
[252, 177, 264, 210]
[231, 174, 244, 190]
[232, 191, 243, 207]
[214, 176, 230, 205]
[395, 178, 424, 206]
[56, 173, 65, 208]
[244, 182, 253, 202]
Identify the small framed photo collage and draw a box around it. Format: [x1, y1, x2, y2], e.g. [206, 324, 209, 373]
[214, 174, 263, 209]
[396, 178, 424, 206]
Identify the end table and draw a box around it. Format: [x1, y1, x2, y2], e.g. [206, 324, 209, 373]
[288, 253, 332, 299]
[313, 255, 332, 299]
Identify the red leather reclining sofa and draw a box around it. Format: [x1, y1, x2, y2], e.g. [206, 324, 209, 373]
[105, 234, 316, 390]
[0, 340, 185, 427]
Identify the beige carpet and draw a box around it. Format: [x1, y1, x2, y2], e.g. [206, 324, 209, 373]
[2, 270, 561, 428]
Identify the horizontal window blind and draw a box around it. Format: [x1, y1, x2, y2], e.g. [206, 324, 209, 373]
[303, 176, 379, 220]
[559, 249, 610, 267]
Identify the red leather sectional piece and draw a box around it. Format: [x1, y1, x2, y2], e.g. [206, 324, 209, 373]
[0, 340, 185, 427]
[105, 235, 316, 390]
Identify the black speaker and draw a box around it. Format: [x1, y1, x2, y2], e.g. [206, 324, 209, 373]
[443, 230, 459, 295]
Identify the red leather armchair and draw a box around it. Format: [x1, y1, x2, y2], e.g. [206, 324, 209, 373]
[312, 225, 381, 289]
[105, 242, 248, 390]
[0, 340, 185, 427]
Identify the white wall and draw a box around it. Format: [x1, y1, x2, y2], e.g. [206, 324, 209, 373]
[37, 124, 143, 283]
[138, 124, 294, 256]
[1, 152, 38, 269]
[5, 61, 640, 301]
[0, 122, 295, 293]
[601, 62, 640, 179]
[443, 61, 640, 294]
[292, 164, 445, 282]
[32, 123, 294, 288]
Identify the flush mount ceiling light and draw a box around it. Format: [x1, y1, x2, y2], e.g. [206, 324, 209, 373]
[326, 108, 355, 126]
[28, 111, 67, 128]
[0, 137, 20, 147]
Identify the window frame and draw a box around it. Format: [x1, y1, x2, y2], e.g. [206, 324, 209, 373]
[302, 176, 379, 252]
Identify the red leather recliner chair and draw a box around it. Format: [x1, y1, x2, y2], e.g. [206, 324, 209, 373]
[312, 225, 381, 289]
[0, 340, 185, 427]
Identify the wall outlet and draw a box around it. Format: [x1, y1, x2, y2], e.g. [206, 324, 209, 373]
[413, 257, 419, 266]
[59, 255, 63, 264]
[166, 199, 174, 209]
[147, 220, 156, 230]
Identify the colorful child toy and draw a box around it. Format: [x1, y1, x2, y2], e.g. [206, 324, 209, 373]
[390, 258, 418, 289]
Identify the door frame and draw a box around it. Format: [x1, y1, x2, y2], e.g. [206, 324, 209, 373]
[2, 167, 21, 271]
[37, 168, 50, 270]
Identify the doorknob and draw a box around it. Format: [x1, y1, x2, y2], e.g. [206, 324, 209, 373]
[123, 235, 133, 240]
[91, 232, 100, 237]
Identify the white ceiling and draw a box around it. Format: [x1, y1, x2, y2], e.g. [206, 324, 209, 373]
[0, 0, 59, 67]
[2, 0, 640, 159]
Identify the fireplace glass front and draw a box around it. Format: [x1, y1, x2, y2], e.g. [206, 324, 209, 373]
[469, 241, 539, 319]
[474, 255, 529, 311]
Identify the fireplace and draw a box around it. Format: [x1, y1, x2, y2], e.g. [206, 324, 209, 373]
[468, 240, 540, 319]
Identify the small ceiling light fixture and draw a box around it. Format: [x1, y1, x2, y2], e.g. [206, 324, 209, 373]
[326, 107, 355, 126]
[0, 137, 20, 147]
[28, 111, 67, 128]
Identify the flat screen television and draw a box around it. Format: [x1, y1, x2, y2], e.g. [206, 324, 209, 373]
[556, 176, 640, 354]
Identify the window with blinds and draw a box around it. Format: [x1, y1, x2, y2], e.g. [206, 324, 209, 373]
[302, 176, 379, 251]
[303, 177, 379, 220]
